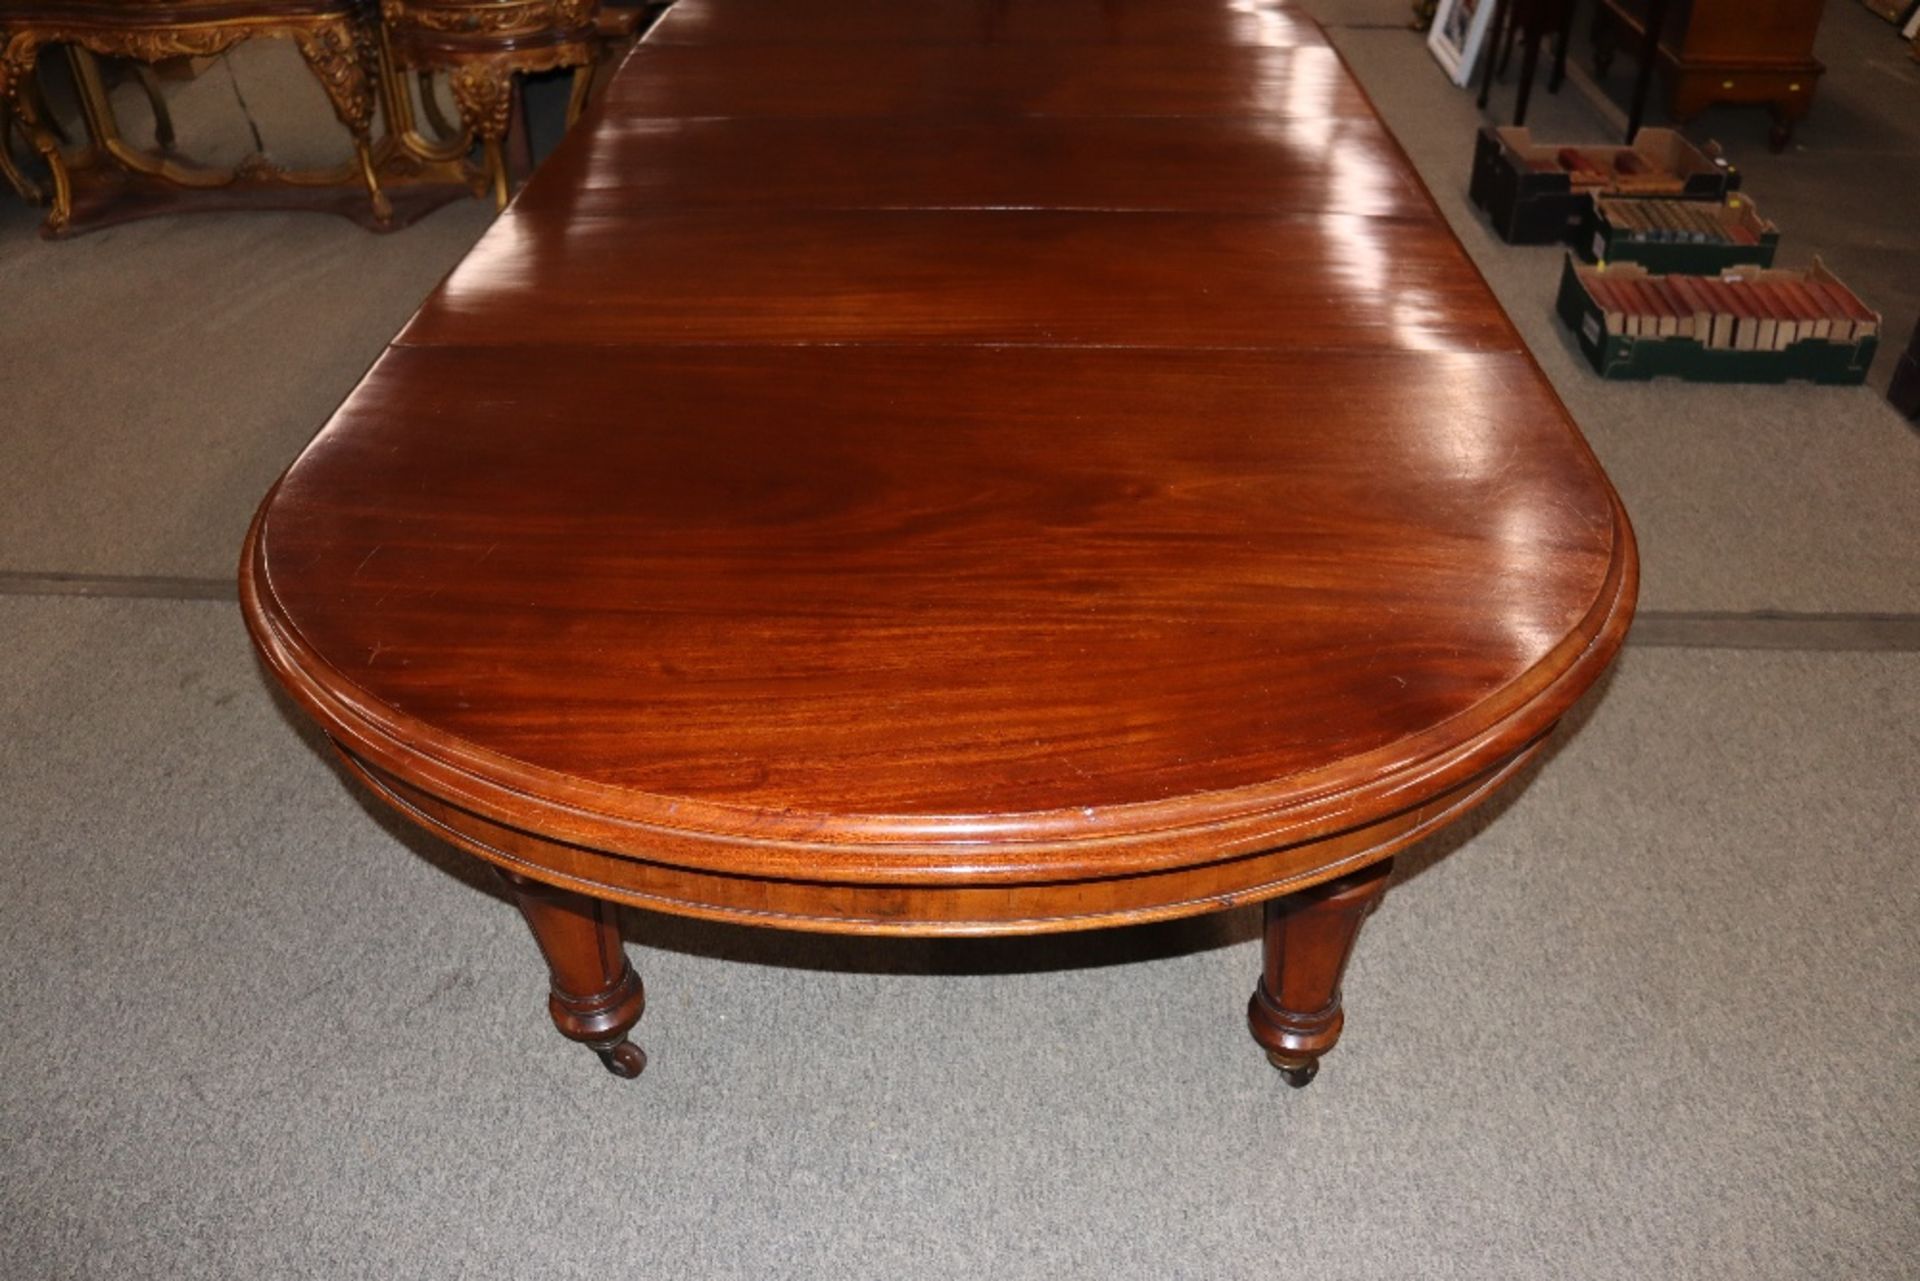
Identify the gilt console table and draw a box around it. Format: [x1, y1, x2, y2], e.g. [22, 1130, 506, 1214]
[0, 0, 390, 235]
[241, 0, 1637, 1086]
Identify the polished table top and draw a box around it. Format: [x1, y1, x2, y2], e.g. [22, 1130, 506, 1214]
[243, 0, 1636, 934]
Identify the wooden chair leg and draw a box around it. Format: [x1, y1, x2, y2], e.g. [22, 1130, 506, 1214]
[1478, 0, 1509, 109]
[1496, 2, 1520, 77]
[1547, 0, 1573, 93]
[1514, 27, 1545, 126]
[496, 868, 648, 1077]
[1625, 0, 1672, 142]
[1247, 859, 1393, 1087]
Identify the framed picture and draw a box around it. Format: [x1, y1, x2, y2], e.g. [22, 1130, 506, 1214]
[1427, 0, 1498, 87]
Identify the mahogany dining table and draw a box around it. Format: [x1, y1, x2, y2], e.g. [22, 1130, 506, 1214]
[241, 0, 1637, 1086]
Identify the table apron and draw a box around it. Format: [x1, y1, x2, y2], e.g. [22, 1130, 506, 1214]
[333, 735, 1550, 937]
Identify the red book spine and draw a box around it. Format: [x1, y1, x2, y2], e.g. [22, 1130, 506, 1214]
[1781, 281, 1833, 340]
[1811, 275, 1877, 325]
[1805, 282, 1859, 342]
[1719, 276, 1760, 349]
[1622, 278, 1660, 336]
[1585, 273, 1626, 318]
[1670, 276, 1713, 340]
[1653, 277, 1688, 337]
[1643, 276, 1674, 336]
[1579, 272, 1629, 338]
[1695, 278, 1736, 348]
[1753, 282, 1799, 347]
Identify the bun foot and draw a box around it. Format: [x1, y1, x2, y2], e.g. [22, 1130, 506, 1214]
[595, 1040, 647, 1078]
[1266, 1050, 1319, 1088]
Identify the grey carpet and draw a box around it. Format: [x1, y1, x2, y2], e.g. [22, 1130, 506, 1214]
[2, 6, 1918, 1279]
[2, 600, 1915, 1279]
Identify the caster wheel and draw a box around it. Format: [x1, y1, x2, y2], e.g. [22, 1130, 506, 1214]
[594, 1040, 647, 1078]
[1265, 1049, 1320, 1088]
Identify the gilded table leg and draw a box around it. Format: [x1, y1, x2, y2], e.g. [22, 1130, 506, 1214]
[417, 70, 461, 142]
[0, 98, 42, 202]
[496, 868, 648, 1078]
[0, 40, 72, 234]
[448, 63, 513, 210]
[1247, 859, 1393, 1087]
[293, 20, 392, 225]
[565, 62, 594, 128]
[130, 63, 175, 150]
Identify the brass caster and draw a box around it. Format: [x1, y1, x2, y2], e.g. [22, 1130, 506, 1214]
[594, 1039, 647, 1078]
[1266, 1049, 1319, 1088]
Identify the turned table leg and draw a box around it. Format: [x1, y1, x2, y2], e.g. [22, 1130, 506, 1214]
[496, 869, 647, 1078]
[1247, 859, 1393, 1087]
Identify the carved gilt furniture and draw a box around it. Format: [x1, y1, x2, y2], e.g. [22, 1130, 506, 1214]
[241, 0, 1637, 1088]
[0, 0, 391, 234]
[379, 0, 597, 207]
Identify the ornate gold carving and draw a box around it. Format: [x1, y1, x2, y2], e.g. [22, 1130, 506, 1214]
[386, 0, 597, 38]
[0, 39, 20, 106]
[0, 32, 71, 232]
[4, 24, 252, 64]
[292, 19, 378, 138]
[558, 0, 596, 27]
[447, 61, 512, 140]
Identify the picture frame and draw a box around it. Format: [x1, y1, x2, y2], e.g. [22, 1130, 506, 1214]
[1427, 0, 1499, 87]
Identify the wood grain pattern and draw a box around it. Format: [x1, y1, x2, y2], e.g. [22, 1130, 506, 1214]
[240, 0, 1637, 1079]
[606, 43, 1374, 119]
[513, 115, 1433, 218]
[397, 208, 1514, 349]
[250, 341, 1624, 866]
[647, 0, 1333, 45]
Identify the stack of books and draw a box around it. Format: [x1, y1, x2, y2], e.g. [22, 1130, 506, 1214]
[1475, 126, 1881, 386]
[1557, 259, 1880, 383]
[1581, 194, 1780, 274]
[1470, 126, 1739, 245]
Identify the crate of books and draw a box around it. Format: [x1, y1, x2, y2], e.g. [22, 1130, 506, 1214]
[1578, 193, 1780, 273]
[1555, 256, 1879, 384]
[1471, 126, 1740, 245]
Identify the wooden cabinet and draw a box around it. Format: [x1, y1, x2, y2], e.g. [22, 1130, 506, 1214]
[1593, 0, 1828, 149]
